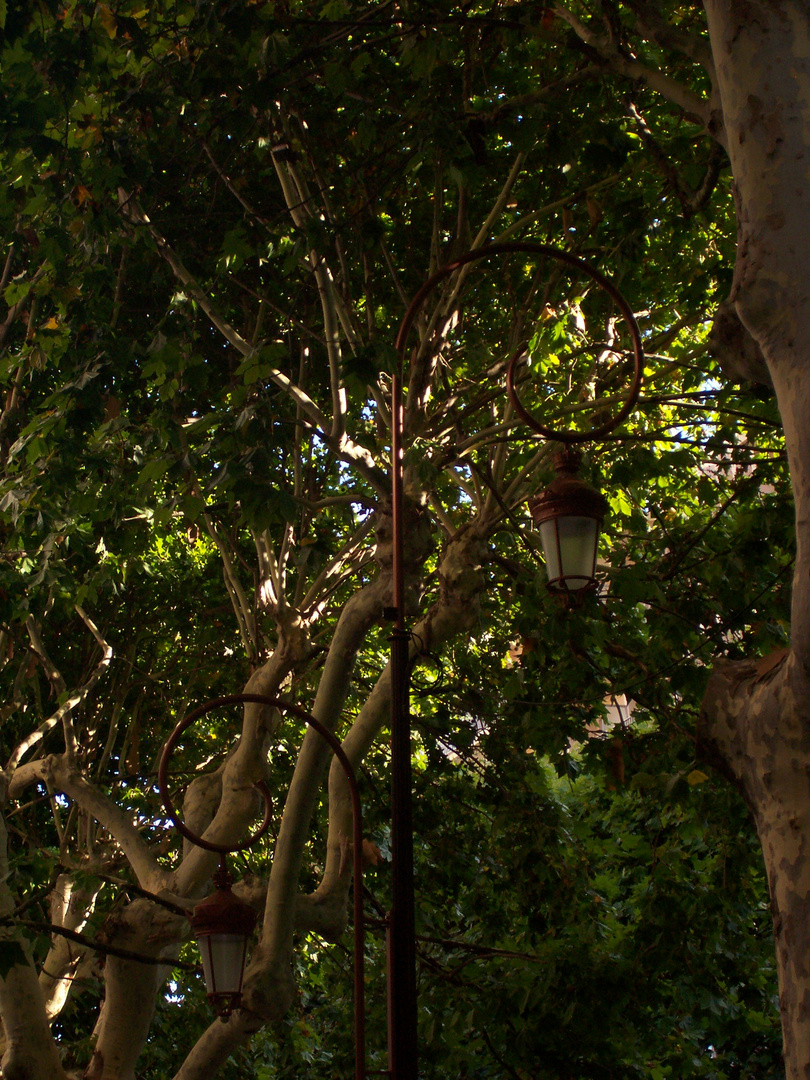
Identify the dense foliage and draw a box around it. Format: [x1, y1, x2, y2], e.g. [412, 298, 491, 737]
[0, 1, 791, 1078]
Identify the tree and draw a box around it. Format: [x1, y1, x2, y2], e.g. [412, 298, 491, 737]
[0, 1, 800, 1078]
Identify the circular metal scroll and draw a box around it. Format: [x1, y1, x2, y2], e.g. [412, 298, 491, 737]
[158, 694, 362, 856]
[394, 241, 643, 445]
[158, 696, 278, 854]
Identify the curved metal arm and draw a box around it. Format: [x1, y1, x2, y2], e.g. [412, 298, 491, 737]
[394, 240, 643, 445]
[159, 694, 366, 1080]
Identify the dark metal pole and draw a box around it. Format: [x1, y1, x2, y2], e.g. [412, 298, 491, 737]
[387, 373, 419, 1079]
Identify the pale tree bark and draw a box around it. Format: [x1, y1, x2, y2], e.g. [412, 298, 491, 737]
[171, 504, 432, 1077]
[170, 506, 500, 1080]
[0, 809, 69, 1080]
[1, 610, 179, 1080]
[698, 3, 810, 1077]
[700, 653, 810, 1080]
[39, 875, 99, 1020]
[312, 519, 491, 927]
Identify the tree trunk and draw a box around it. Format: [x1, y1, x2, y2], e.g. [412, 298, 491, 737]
[701, 2, 810, 1075]
[700, 654, 810, 1076]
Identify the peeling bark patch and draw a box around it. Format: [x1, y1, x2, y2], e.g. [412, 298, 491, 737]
[708, 107, 725, 138]
[746, 94, 785, 155]
[724, 1, 772, 46]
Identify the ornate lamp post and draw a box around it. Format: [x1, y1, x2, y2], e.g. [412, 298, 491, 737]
[388, 242, 643, 1077]
[159, 242, 642, 1080]
[158, 694, 367, 1079]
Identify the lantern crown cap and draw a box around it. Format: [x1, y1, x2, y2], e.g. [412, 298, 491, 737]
[189, 869, 258, 939]
[529, 450, 608, 525]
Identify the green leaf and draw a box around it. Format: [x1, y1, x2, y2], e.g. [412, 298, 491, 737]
[137, 458, 171, 485]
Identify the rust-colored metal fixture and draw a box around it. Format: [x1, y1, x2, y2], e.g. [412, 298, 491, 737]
[158, 241, 641, 1079]
[189, 860, 257, 1018]
[159, 694, 365, 1074]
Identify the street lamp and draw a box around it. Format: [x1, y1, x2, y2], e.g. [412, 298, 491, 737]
[158, 704, 273, 1020]
[159, 695, 367, 1077]
[389, 242, 643, 1077]
[189, 861, 257, 1018]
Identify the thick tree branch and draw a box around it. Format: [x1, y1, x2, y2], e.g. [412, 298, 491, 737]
[301, 522, 489, 936]
[173, 1010, 263, 1080]
[38, 874, 98, 1020]
[9, 756, 163, 891]
[171, 633, 309, 895]
[553, 4, 711, 125]
[255, 528, 285, 612]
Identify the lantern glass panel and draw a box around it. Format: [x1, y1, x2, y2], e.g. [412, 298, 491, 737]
[198, 932, 248, 997]
[539, 515, 599, 590]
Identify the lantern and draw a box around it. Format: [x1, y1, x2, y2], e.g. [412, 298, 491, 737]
[530, 449, 607, 595]
[189, 866, 257, 1019]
